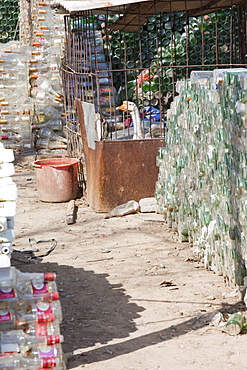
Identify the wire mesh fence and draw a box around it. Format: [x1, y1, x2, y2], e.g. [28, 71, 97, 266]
[61, 1, 246, 156]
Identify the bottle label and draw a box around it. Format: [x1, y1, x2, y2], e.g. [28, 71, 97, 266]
[0, 288, 16, 299]
[37, 302, 54, 322]
[39, 345, 57, 359]
[32, 281, 48, 294]
[0, 309, 11, 322]
[36, 322, 49, 337]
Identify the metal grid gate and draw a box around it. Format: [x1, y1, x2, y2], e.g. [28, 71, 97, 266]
[61, 0, 247, 209]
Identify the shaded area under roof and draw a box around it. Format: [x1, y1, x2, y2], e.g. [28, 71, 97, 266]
[53, 0, 244, 31]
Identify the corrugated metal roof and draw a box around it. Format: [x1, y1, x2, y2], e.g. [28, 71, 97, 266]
[52, 0, 244, 31]
[111, 0, 244, 31]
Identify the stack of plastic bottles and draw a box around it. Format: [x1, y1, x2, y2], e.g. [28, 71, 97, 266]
[27, 0, 67, 153]
[0, 0, 67, 154]
[0, 267, 66, 369]
[155, 68, 247, 286]
[0, 42, 34, 152]
[0, 146, 66, 369]
[0, 143, 17, 267]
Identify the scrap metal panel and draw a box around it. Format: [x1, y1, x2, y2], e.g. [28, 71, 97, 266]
[76, 98, 165, 212]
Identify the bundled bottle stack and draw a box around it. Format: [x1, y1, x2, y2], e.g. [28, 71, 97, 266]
[155, 68, 247, 286]
[0, 0, 67, 154]
[0, 144, 17, 268]
[26, 0, 67, 153]
[0, 42, 34, 152]
[0, 140, 66, 369]
[87, 29, 116, 117]
[0, 266, 66, 369]
[0, 0, 19, 43]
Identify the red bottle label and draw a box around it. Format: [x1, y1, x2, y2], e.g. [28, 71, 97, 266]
[36, 322, 49, 337]
[0, 309, 11, 322]
[0, 288, 16, 299]
[38, 345, 57, 366]
[37, 302, 55, 322]
[32, 282, 49, 294]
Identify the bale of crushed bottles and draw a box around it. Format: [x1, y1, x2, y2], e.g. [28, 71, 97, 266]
[155, 68, 247, 286]
[0, 0, 67, 154]
[0, 266, 66, 369]
[0, 146, 66, 369]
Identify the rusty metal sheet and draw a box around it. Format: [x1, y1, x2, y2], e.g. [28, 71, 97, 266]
[76, 99, 165, 213]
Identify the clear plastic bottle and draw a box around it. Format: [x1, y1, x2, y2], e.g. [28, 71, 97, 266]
[32, 119, 63, 131]
[36, 138, 67, 150]
[37, 128, 67, 143]
[0, 267, 58, 307]
[0, 352, 44, 369]
[0, 133, 31, 142]
[18, 301, 62, 324]
[23, 321, 61, 338]
[0, 301, 62, 331]
[0, 329, 61, 353]
[0, 124, 30, 134]
[1, 141, 34, 150]
[26, 343, 65, 368]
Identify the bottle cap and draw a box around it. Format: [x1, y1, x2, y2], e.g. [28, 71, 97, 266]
[52, 291, 60, 300]
[44, 272, 56, 281]
[42, 358, 57, 367]
[46, 335, 62, 344]
[43, 292, 59, 301]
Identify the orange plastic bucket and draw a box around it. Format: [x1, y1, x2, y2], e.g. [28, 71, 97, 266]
[33, 157, 80, 202]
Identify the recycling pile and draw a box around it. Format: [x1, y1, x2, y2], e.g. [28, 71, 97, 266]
[0, 0, 19, 43]
[0, 146, 65, 369]
[101, 8, 239, 107]
[0, 267, 66, 369]
[155, 68, 247, 286]
[0, 0, 66, 154]
[0, 143, 17, 264]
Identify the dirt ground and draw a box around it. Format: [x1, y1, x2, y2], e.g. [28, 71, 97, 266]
[11, 159, 247, 370]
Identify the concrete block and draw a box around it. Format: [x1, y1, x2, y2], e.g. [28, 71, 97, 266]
[139, 197, 157, 213]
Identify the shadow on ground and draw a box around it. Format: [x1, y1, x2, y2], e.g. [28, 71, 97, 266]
[11, 259, 145, 365]
[12, 258, 246, 369]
